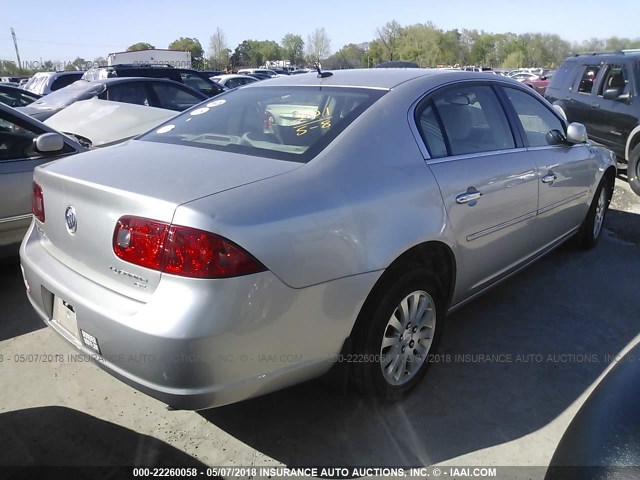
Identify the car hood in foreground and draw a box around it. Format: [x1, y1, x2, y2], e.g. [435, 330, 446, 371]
[44, 98, 176, 147]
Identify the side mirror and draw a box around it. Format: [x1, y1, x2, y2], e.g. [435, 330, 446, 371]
[603, 88, 623, 100]
[540, 75, 547, 81]
[617, 92, 631, 103]
[552, 104, 568, 121]
[566, 123, 588, 144]
[546, 129, 566, 146]
[34, 132, 65, 154]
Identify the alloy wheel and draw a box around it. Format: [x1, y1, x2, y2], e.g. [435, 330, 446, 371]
[379, 290, 436, 386]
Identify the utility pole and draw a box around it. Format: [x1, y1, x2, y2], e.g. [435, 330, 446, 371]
[11, 28, 22, 70]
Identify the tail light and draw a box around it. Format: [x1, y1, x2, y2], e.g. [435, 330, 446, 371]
[32, 182, 45, 222]
[113, 216, 266, 279]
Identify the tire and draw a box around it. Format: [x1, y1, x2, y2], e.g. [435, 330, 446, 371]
[351, 267, 445, 401]
[628, 144, 640, 196]
[576, 176, 611, 249]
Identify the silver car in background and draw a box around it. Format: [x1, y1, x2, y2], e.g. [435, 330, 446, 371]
[20, 69, 616, 409]
[0, 103, 84, 257]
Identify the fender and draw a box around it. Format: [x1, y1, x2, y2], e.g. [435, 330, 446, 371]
[625, 125, 640, 161]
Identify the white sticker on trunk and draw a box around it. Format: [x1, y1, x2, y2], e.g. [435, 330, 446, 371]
[156, 124, 176, 134]
[206, 99, 226, 108]
[190, 107, 209, 116]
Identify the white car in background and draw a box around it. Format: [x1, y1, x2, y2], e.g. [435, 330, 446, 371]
[237, 68, 283, 77]
[45, 98, 177, 148]
[210, 74, 259, 89]
[22, 71, 84, 96]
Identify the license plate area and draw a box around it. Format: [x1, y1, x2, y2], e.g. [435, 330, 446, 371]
[52, 296, 78, 339]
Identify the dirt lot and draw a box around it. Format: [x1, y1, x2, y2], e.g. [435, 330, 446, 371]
[0, 178, 638, 479]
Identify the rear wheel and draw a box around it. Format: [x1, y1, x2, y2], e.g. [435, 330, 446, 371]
[627, 144, 640, 196]
[576, 177, 611, 249]
[352, 268, 444, 401]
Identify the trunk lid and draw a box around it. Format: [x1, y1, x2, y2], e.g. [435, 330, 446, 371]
[34, 140, 301, 301]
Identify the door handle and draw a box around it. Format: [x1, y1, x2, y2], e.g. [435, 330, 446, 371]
[592, 103, 600, 109]
[456, 191, 483, 204]
[541, 173, 557, 184]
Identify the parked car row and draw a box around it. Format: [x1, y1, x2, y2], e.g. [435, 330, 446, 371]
[18, 77, 208, 121]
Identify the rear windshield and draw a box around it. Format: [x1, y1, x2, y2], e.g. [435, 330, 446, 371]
[23, 74, 48, 94]
[139, 86, 386, 163]
[28, 80, 106, 110]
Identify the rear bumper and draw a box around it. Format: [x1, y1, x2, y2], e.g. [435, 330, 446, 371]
[20, 221, 378, 409]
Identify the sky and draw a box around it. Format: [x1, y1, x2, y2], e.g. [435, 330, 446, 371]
[1, 0, 639, 65]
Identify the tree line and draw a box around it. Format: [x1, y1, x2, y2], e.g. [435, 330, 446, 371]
[2, 20, 639, 76]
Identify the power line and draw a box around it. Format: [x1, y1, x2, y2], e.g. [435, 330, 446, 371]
[18, 38, 125, 49]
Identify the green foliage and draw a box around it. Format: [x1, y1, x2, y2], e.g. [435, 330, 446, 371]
[229, 40, 283, 68]
[502, 51, 526, 69]
[306, 28, 331, 64]
[366, 41, 385, 67]
[208, 28, 230, 70]
[168, 37, 204, 67]
[281, 34, 305, 66]
[127, 42, 155, 52]
[324, 43, 367, 69]
[376, 20, 403, 62]
[3, 24, 640, 78]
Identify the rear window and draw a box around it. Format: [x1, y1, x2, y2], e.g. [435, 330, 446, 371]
[29, 80, 105, 110]
[50, 73, 83, 91]
[547, 62, 580, 93]
[139, 86, 386, 163]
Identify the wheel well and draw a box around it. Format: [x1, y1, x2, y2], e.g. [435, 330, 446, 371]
[603, 165, 616, 200]
[630, 133, 640, 158]
[364, 241, 457, 314]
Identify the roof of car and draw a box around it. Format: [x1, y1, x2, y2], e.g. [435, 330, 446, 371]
[212, 74, 257, 80]
[0, 83, 37, 92]
[565, 50, 640, 62]
[32, 71, 83, 77]
[69, 77, 203, 88]
[244, 68, 505, 90]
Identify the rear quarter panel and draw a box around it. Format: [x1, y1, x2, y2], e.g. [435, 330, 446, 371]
[172, 82, 456, 289]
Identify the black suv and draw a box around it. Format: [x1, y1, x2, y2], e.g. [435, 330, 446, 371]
[82, 64, 223, 98]
[545, 50, 640, 195]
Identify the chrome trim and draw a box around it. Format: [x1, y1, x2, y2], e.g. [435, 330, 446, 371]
[427, 148, 529, 165]
[466, 211, 536, 242]
[456, 191, 483, 204]
[541, 174, 557, 184]
[526, 144, 583, 152]
[537, 191, 589, 215]
[0, 213, 31, 224]
[280, 84, 390, 91]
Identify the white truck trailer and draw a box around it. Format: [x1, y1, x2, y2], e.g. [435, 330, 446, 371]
[107, 49, 191, 68]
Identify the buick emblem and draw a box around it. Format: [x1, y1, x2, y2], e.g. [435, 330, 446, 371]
[65, 206, 77, 234]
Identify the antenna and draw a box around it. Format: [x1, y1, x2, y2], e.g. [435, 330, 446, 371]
[315, 62, 332, 78]
[11, 27, 22, 70]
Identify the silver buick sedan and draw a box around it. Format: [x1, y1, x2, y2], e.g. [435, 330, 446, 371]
[20, 69, 616, 409]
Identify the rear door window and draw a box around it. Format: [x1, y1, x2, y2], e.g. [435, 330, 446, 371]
[417, 85, 515, 157]
[104, 83, 150, 106]
[576, 65, 601, 94]
[50, 73, 82, 92]
[597, 64, 629, 96]
[178, 72, 222, 96]
[149, 82, 205, 111]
